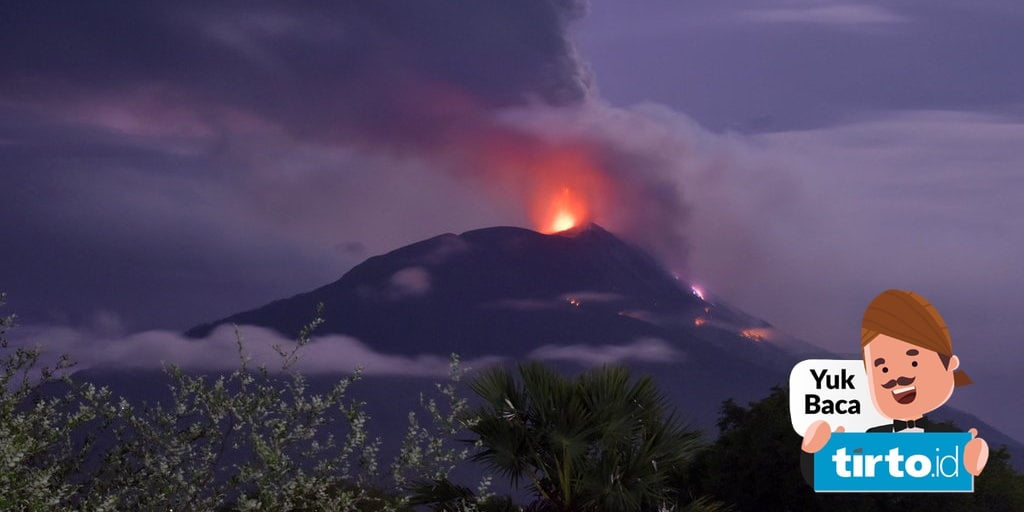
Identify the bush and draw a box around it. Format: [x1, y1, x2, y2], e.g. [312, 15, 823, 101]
[1, 293, 113, 510]
[0, 299, 481, 511]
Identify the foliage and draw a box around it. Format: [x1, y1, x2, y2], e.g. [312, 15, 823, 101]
[407, 478, 519, 512]
[687, 386, 1024, 512]
[392, 355, 479, 489]
[0, 293, 117, 510]
[462, 362, 709, 512]
[0, 298, 481, 511]
[682, 386, 816, 511]
[79, 322, 388, 511]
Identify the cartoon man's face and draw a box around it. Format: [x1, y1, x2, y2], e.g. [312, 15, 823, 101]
[862, 334, 959, 421]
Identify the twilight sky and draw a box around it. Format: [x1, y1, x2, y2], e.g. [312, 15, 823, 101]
[2, 1, 1023, 440]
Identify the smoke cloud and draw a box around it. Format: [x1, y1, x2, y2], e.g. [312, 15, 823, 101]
[1, 1, 709, 333]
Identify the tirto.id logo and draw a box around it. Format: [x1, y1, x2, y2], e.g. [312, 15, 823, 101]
[832, 446, 959, 478]
[814, 433, 973, 492]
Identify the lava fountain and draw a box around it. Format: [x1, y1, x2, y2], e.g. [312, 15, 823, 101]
[541, 187, 586, 233]
[524, 146, 609, 234]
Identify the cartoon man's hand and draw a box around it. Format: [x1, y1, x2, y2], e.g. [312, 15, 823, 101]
[802, 419, 845, 453]
[964, 428, 989, 476]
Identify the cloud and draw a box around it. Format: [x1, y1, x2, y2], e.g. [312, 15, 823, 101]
[687, 110, 1024, 371]
[529, 338, 683, 366]
[742, 5, 908, 26]
[11, 323, 504, 377]
[0, 0, 702, 329]
[387, 267, 432, 299]
[420, 235, 471, 265]
[699, 111, 1024, 447]
[0, 1, 591, 147]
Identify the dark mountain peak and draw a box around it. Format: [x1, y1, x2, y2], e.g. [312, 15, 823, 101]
[552, 222, 612, 238]
[455, 223, 622, 251]
[185, 224, 697, 347]
[459, 224, 538, 239]
[359, 224, 622, 271]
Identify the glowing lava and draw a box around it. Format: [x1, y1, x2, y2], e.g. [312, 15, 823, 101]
[543, 188, 586, 233]
[740, 327, 774, 342]
[550, 210, 577, 233]
[521, 147, 607, 234]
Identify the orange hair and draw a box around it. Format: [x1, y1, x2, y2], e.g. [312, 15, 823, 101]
[861, 289, 972, 387]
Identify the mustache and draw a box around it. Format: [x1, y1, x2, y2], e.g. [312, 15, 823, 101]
[881, 376, 916, 389]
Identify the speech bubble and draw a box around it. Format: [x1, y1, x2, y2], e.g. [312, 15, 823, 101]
[790, 359, 889, 435]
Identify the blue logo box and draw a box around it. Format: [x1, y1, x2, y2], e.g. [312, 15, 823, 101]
[814, 432, 973, 492]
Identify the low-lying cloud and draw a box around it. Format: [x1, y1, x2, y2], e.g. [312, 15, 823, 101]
[12, 323, 504, 378]
[529, 337, 683, 366]
[9, 325, 686, 376]
[387, 267, 432, 299]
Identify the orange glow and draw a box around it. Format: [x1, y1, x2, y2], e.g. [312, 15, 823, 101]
[551, 210, 577, 233]
[524, 147, 606, 234]
[694, 317, 707, 326]
[543, 188, 586, 233]
[460, 132, 608, 234]
[740, 328, 774, 342]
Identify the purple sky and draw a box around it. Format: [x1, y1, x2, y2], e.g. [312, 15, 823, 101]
[3, 1, 1023, 441]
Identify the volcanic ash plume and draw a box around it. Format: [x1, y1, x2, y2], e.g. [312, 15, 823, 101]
[309, 0, 704, 267]
[197, 0, 701, 267]
[443, 109, 697, 268]
[0, 0, 710, 306]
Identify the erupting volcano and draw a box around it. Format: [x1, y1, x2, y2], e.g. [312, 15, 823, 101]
[541, 188, 587, 233]
[494, 144, 608, 235]
[180, 222, 1024, 471]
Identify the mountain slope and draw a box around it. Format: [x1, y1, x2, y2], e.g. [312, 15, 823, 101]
[187, 224, 804, 368]
[181, 223, 1023, 469]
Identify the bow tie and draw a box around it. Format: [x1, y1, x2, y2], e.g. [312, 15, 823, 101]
[893, 418, 923, 432]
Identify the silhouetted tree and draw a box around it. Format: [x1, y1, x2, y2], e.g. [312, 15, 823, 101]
[686, 386, 1024, 512]
[463, 362, 716, 511]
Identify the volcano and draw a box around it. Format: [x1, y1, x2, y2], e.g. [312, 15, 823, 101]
[181, 224, 827, 432]
[177, 223, 1023, 468]
[187, 223, 815, 369]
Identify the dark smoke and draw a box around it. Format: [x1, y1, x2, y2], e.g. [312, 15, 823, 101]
[0, 0, 696, 328]
[0, 0, 590, 145]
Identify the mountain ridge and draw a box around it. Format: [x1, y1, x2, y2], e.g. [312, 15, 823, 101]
[179, 223, 1023, 469]
[186, 223, 710, 359]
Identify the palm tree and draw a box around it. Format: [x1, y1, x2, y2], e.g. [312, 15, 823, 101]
[465, 362, 705, 512]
